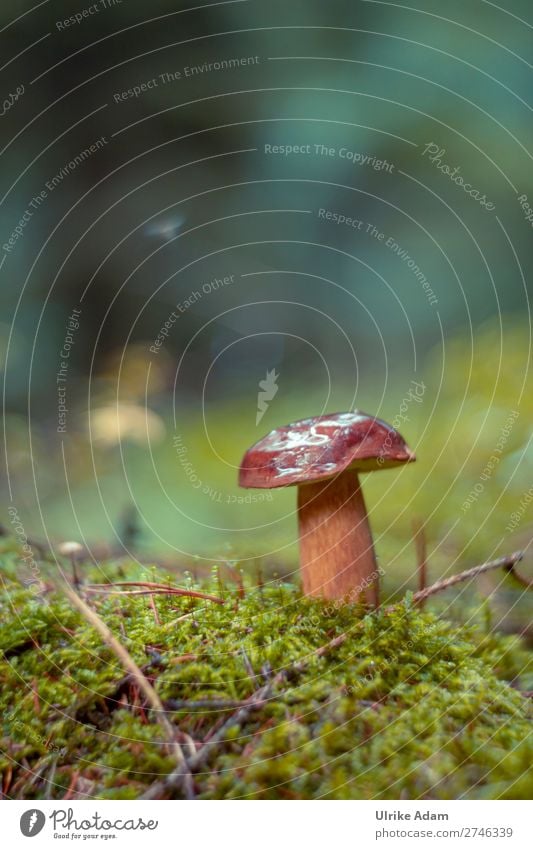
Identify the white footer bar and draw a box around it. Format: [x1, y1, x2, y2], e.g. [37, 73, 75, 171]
[3, 800, 530, 848]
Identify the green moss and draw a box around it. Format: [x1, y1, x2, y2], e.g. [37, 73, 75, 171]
[0, 544, 531, 800]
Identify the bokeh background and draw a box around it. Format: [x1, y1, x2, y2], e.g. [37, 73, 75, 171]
[1, 0, 532, 628]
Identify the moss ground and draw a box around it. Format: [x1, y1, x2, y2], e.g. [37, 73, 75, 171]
[0, 545, 532, 800]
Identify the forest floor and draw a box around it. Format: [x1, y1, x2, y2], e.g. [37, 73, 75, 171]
[1, 540, 532, 800]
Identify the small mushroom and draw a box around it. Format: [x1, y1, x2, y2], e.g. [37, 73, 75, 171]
[239, 411, 415, 604]
[58, 540, 84, 587]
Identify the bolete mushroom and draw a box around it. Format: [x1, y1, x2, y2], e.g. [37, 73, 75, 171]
[239, 411, 415, 604]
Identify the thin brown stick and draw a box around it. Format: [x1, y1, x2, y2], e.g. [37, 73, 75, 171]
[32, 678, 40, 715]
[240, 648, 258, 683]
[85, 588, 219, 599]
[412, 518, 428, 606]
[62, 584, 194, 798]
[410, 551, 524, 606]
[166, 697, 263, 711]
[149, 594, 161, 626]
[63, 770, 79, 800]
[504, 561, 533, 589]
[85, 582, 224, 604]
[223, 563, 245, 598]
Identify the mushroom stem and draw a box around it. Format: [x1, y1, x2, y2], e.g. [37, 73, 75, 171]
[70, 554, 80, 588]
[297, 469, 379, 605]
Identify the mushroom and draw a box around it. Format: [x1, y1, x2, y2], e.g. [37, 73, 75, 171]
[58, 540, 84, 587]
[239, 411, 415, 604]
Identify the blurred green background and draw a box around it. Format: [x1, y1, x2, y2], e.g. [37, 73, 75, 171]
[1, 0, 532, 623]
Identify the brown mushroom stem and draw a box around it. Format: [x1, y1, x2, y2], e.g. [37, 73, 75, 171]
[297, 469, 379, 605]
[70, 554, 80, 588]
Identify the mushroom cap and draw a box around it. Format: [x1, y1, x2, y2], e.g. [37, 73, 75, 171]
[57, 541, 84, 556]
[239, 411, 415, 489]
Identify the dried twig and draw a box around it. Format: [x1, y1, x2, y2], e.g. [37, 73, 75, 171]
[142, 617, 371, 800]
[149, 594, 160, 626]
[504, 561, 533, 589]
[166, 698, 259, 711]
[409, 551, 524, 606]
[141, 681, 273, 799]
[412, 518, 428, 606]
[240, 648, 258, 683]
[85, 582, 224, 604]
[223, 562, 245, 598]
[63, 770, 80, 800]
[62, 584, 194, 798]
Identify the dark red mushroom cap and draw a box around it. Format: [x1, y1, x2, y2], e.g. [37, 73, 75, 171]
[239, 411, 415, 489]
